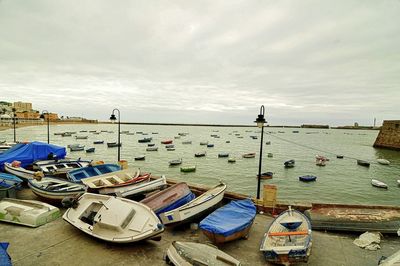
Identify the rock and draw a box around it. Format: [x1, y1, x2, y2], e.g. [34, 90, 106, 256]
[353, 232, 381, 250]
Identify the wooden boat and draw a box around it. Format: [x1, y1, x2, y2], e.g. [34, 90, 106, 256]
[228, 157, 236, 163]
[75, 135, 88, 139]
[357, 160, 370, 167]
[260, 207, 312, 264]
[194, 152, 206, 157]
[98, 176, 167, 197]
[182, 141, 192, 144]
[28, 177, 87, 201]
[180, 166, 196, 172]
[371, 179, 388, 189]
[267, 153, 273, 158]
[242, 153, 255, 158]
[0, 173, 23, 189]
[33, 159, 91, 177]
[169, 158, 182, 166]
[140, 182, 195, 216]
[138, 138, 152, 143]
[164, 241, 240, 266]
[260, 172, 273, 180]
[4, 162, 41, 181]
[165, 144, 174, 149]
[107, 142, 121, 148]
[199, 199, 256, 244]
[161, 140, 173, 144]
[377, 159, 390, 165]
[67, 164, 121, 183]
[93, 140, 104, 144]
[218, 152, 229, 158]
[299, 175, 317, 182]
[304, 203, 400, 233]
[159, 182, 227, 226]
[0, 198, 60, 227]
[146, 147, 158, 151]
[199, 141, 208, 145]
[62, 193, 164, 243]
[336, 155, 344, 159]
[135, 155, 146, 161]
[81, 168, 148, 189]
[85, 147, 95, 153]
[284, 159, 295, 168]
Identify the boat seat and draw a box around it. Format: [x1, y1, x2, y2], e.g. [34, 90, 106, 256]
[57, 185, 82, 191]
[93, 198, 135, 230]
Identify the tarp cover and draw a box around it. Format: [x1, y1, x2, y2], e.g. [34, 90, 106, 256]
[0, 142, 66, 170]
[199, 198, 256, 237]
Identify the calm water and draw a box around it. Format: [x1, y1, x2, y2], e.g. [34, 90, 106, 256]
[1, 124, 399, 205]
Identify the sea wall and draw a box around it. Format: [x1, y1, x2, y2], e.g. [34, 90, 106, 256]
[373, 120, 400, 150]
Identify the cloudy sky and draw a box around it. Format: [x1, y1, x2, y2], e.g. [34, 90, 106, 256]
[0, 0, 399, 126]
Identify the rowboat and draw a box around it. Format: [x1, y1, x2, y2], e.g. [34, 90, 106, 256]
[135, 155, 145, 161]
[146, 147, 158, 151]
[33, 159, 91, 178]
[228, 157, 236, 163]
[98, 176, 167, 197]
[265, 141, 271, 145]
[267, 153, 273, 158]
[260, 207, 312, 264]
[140, 182, 195, 216]
[75, 135, 88, 139]
[161, 140, 173, 144]
[93, 140, 104, 144]
[147, 143, 155, 147]
[159, 182, 227, 226]
[182, 141, 192, 144]
[304, 203, 400, 233]
[194, 152, 206, 157]
[67, 164, 121, 183]
[167, 148, 175, 151]
[336, 155, 344, 159]
[371, 179, 388, 189]
[70, 145, 85, 152]
[4, 162, 41, 181]
[62, 193, 164, 243]
[260, 172, 273, 180]
[284, 159, 295, 168]
[315, 155, 327, 166]
[138, 138, 152, 143]
[107, 142, 121, 147]
[28, 177, 87, 202]
[199, 141, 208, 145]
[200, 199, 256, 244]
[377, 159, 390, 165]
[207, 144, 214, 148]
[242, 153, 255, 158]
[218, 152, 229, 158]
[180, 166, 196, 172]
[85, 148, 95, 153]
[0, 198, 60, 227]
[81, 168, 148, 189]
[357, 160, 370, 167]
[165, 144, 174, 149]
[164, 241, 240, 266]
[299, 175, 317, 182]
[0, 173, 23, 189]
[169, 158, 182, 166]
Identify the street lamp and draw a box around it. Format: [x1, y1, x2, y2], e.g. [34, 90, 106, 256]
[12, 108, 16, 143]
[255, 105, 266, 200]
[40, 110, 50, 144]
[110, 108, 121, 162]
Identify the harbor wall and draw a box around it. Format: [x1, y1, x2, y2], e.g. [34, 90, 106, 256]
[373, 120, 400, 150]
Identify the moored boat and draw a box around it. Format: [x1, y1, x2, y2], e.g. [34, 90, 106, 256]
[371, 179, 388, 189]
[180, 166, 196, 172]
[146, 147, 158, 151]
[67, 164, 121, 183]
[377, 158, 390, 165]
[218, 152, 229, 158]
[199, 141, 208, 145]
[138, 138, 152, 143]
[207, 144, 214, 148]
[194, 152, 206, 157]
[299, 175, 317, 182]
[81, 168, 148, 189]
[75, 135, 88, 140]
[161, 140, 173, 144]
[267, 153, 273, 158]
[165, 144, 174, 149]
[169, 158, 182, 166]
[228, 157, 236, 163]
[284, 159, 295, 168]
[135, 155, 146, 161]
[107, 142, 121, 148]
[260, 172, 273, 180]
[357, 160, 370, 167]
[242, 152, 255, 158]
[182, 141, 192, 144]
[69, 145, 85, 152]
[85, 147, 95, 153]
[93, 140, 104, 144]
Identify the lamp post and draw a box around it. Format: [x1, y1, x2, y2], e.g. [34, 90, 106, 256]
[40, 110, 50, 144]
[12, 108, 16, 143]
[255, 105, 266, 200]
[110, 108, 121, 162]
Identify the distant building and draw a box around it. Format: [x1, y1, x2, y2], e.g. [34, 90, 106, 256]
[42, 113, 59, 121]
[354, 122, 359, 127]
[373, 120, 400, 150]
[13, 101, 32, 112]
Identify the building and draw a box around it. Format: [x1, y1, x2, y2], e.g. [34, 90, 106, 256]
[13, 101, 33, 112]
[42, 113, 59, 121]
[373, 120, 400, 150]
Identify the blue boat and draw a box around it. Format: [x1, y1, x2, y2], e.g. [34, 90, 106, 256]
[67, 164, 121, 183]
[199, 199, 256, 244]
[0, 242, 12, 266]
[299, 175, 317, 182]
[0, 173, 23, 189]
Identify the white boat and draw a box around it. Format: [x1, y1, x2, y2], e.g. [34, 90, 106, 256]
[371, 179, 388, 189]
[28, 177, 87, 201]
[99, 176, 167, 197]
[146, 147, 158, 151]
[397, 179, 400, 186]
[377, 159, 390, 165]
[379, 249, 400, 266]
[0, 198, 60, 227]
[33, 159, 91, 177]
[159, 182, 227, 226]
[62, 193, 164, 243]
[81, 168, 148, 189]
[4, 162, 40, 181]
[164, 241, 240, 266]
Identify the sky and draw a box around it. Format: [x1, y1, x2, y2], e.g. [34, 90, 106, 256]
[0, 0, 399, 126]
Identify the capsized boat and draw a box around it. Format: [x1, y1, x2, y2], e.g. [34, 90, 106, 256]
[0, 198, 60, 227]
[0, 173, 23, 189]
[28, 177, 87, 201]
[33, 159, 91, 177]
[62, 193, 164, 243]
[67, 164, 121, 183]
[199, 199, 256, 244]
[260, 207, 312, 265]
[81, 168, 149, 189]
[371, 179, 388, 189]
[159, 182, 227, 226]
[164, 241, 240, 266]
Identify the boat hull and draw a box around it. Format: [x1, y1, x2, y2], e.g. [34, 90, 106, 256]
[202, 222, 253, 244]
[28, 177, 86, 202]
[99, 176, 167, 197]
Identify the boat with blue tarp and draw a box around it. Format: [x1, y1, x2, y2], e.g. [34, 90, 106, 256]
[0, 173, 23, 189]
[67, 164, 121, 183]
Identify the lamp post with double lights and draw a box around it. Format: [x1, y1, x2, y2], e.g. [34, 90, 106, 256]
[110, 108, 121, 162]
[40, 110, 50, 144]
[255, 105, 266, 200]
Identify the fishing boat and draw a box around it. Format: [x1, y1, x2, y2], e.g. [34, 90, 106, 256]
[242, 153, 256, 158]
[75, 135, 88, 140]
[180, 166, 196, 172]
[284, 159, 295, 168]
[28, 177, 87, 202]
[138, 138, 152, 143]
[357, 160, 370, 167]
[299, 175, 317, 182]
[377, 159, 390, 165]
[260, 207, 312, 264]
[304, 203, 400, 233]
[159, 182, 227, 226]
[194, 152, 206, 157]
[260, 172, 273, 180]
[81, 168, 149, 189]
[140, 182, 195, 216]
[199, 199, 256, 244]
[85, 147, 95, 153]
[67, 164, 121, 183]
[161, 140, 173, 144]
[135, 155, 146, 161]
[371, 179, 388, 189]
[218, 152, 229, 158]
[207, 144, 214, 148]
[164, 241, 240, 266]
[93, 140, 104, 144]
[165, 144, 175, 149]
[107, 142, 121, 148]
[169, 158, 182, 166]
[33, 159, 91, 178]
[228, 157, 236, 163]
[4, 162, 41, 181]
[98, 175, 167, 197]
[0, 198, 60, 227]
[0, 173, 23, 189]
[62, 193, 164, 243]
[146, 147, 158, 151]
[199, 141, 208, 145]
[70, 145, 85, 152]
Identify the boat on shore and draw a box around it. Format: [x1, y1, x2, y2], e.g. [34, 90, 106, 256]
[98, 176, 167, 197]
[371, 179, 388, 189]
[67, 164, 121, 183]
[62, 193, 164, 243]
[169, 158, 182, 166]
[4, 162, 41, 181]
[32, 159, 91, 178]
[304, 203, 400, 234]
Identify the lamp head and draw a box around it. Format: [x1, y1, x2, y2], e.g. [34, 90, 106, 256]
[110, 113, 116, 123]
[254, 114, 266, 128]
[40, 114, 45, 119]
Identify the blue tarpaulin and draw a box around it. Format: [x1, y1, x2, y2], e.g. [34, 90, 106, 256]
[0, 142, 66, 171]
[199, 198, 256, 237]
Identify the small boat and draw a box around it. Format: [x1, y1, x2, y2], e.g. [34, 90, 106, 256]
[33, 159, 91, 177]
[182, 141, 192, 145]
[86, 148, 95, 153]
[292, 130, 300, 133]
[135, 155, 146, 161]
[371, 179, 388, 189]
[120, 130, 129, 134]
[207, 144, 214, 148]
[265, 141, 271, 145]
[167, 147, 175, 151]
[316, 155, 327, 166]
[93, 140, 104, 144]
[377, 159, 390, 165]
[0, 173, 23, 189]
[28, 177, 87, 202]
[62, 193, 164, 243]
[242, 152, 256, 158]
[140, 182, 195, 216]
[226, 140, 230, 143]
[61, 132, 72, 137]
[250, 136, 258, 139]
[199, 199, 256, 244]
[4, 162, 39, 181]
[194, 151, 206, 157]
[199, 141, 208, 145]
[75, 135, 88, 140]
[136, 131, 143, 134]
[146, 147, 158, 151]
[147, 143, 155, 147]
[81, 168, 149, 189]
[218, 152, 229, 158]
[138, 138, 152, 143]
[357, 160, 370, 167]
[0, 242, 11, 266]
[67, 164, 121, 183]
[336, 155, 344, 159]
[70, 145, 85, 152]
[180, 166, 196, 172]
[299, 175, 317, 182]
[126, 132, 135, 135]
[98, 176, 167, 197]
[169, 158, 182, 166]
[267, 153, 273, 158]
[228, 157, 236, 163]
[164, 241, 240, 266]
[0, 198, 60, 227]
[107, 142, 122, 148]
[159, 182, 227, 226]
[260, 207, 312, 264]
[161, 140, 173, 144]
[165, 144, 174, 149]
[260, 172, 273, 180]
[284, 159, 295, 168]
